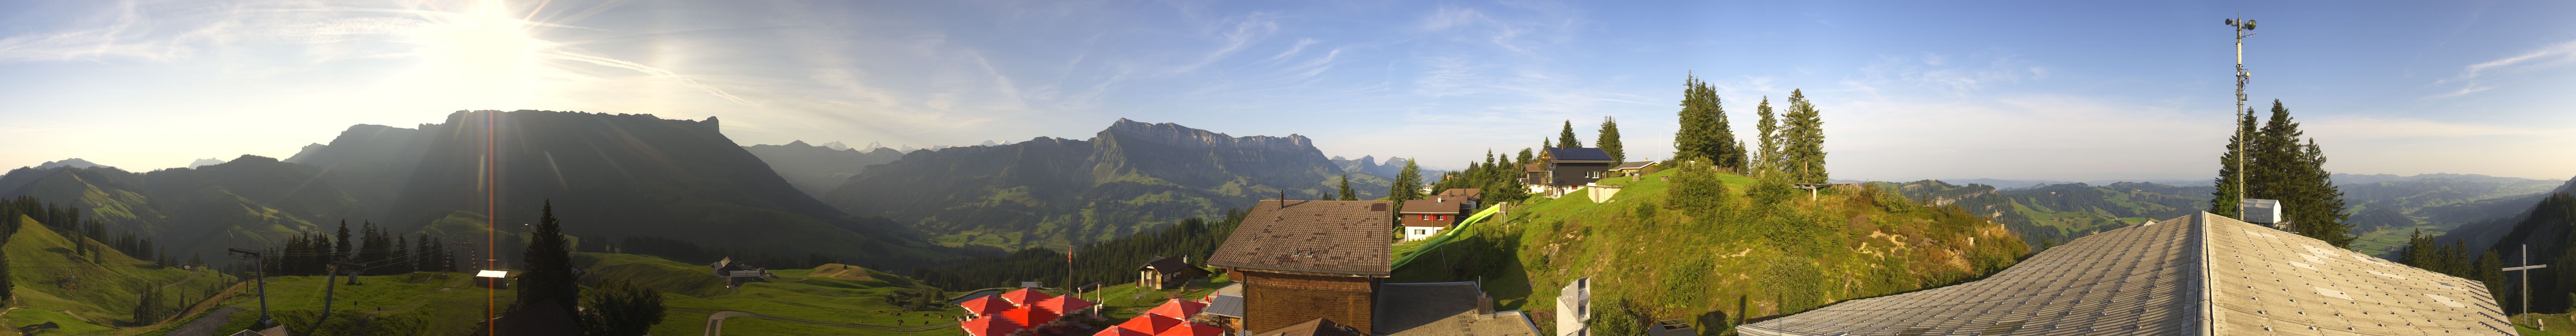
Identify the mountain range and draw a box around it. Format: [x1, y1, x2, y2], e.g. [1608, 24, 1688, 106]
[1, 110, 953, 269]
[741, 140, 907, 198]
[1887, 173, 2566, 251]
[819, 118, 1395, 250]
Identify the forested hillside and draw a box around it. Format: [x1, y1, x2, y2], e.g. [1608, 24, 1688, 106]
[824, 118, 1391, 250]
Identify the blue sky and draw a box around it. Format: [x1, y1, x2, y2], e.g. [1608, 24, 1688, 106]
[2, 0, 2571, 181]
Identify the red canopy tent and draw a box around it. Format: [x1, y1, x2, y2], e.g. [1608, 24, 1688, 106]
[999, 288, 1055, 305]
[1144, 299, 1207, 320]
[1035, 295, 1097, 313]
[1115, 313, 1184, 334]
[960, 315, 1024, 336]
[1000, 305, 1063, 329]
[958, 295, 1013, 317]
[1153, 322, 1224, 336]
[1092, 326, 1152, 336]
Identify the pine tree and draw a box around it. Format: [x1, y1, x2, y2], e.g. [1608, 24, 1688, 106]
[518, 200, 580, 315]
[1337, 174, 1358, 201]
[1558, 120, 1583, 148]
[2207, 110, 2256, 218]
[1755, 96, 1780, 174]
[2216, 100, 2354, 246]
[1387, 159, 1424, 201]
[1598, 116, 1625, 163]
[1672, 74, 1744, 170]
[334, 220, 353, 262]
[1779, 89, 1829, 183]
[0, 246, 12, 303]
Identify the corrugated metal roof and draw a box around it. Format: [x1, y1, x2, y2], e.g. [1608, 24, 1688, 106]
[1738, 213, 2514, 336]
[1206, 294, 1247, 318]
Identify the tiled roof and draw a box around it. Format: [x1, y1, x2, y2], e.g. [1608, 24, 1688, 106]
[1208, 200, 1394, 275]
[1249, 318, 1370, 336]
[1737, 213, 2514, 336]
[1438, 188, 1482, 200]
[961, 315, 1023, 336]
[1399, 199, 1464, 214]
[1522, 163, 1544, 173]
[1544, 148, 1614, 162]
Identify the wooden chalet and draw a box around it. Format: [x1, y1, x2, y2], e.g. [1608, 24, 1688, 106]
[709, 257, 772, 288]
[1207, 200, 1396, 333]
[1538, 148, 1618, 188]
[1397, 198, 1471, 241]
[1138, 256, 1212, 289]
[1609, 160, 1657, 177]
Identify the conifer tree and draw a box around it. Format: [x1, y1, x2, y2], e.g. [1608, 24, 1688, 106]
[1558, 120, 1582, 148]
[1779, 89, 1829, 183]
[2208, 111, 2257, 218]
[0, 247, 12, 303]
[1598, 116, 1625, 163]
[1755, 96, 1780, 173]
[518, 200, 580, 315]
[334, 220, 352, 262]
[2212, 100, 2353, 246]
[1672, 74, 1745, 170]
[1387, 160, 1424, 201]
[1337, 174, 1358, 201]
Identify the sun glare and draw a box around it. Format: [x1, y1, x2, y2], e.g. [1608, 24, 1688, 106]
[384, 0, 555, 110]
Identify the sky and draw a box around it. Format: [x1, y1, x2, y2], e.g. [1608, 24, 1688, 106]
[2, 0, 2571, 181]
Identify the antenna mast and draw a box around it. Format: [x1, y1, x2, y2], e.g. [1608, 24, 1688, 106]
[2227, 15, 2257, 221]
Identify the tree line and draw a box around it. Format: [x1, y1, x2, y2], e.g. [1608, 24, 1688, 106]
[257, 220, 461, 276]
[909, 208, 1248, 291]
[1671, 74, 1828, 183]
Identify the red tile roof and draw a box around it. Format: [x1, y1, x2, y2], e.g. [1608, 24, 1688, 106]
[1207, 200, 1395, 275]
[961, 315, 1023, 336]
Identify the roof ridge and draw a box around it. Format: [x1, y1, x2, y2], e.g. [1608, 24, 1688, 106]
[2191, 212, 2217, 336]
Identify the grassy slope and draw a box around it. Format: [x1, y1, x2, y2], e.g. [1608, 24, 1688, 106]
[177, 252, 969, 336]
[1393, 168, 2027, 334]
[5, 216, 236, 332]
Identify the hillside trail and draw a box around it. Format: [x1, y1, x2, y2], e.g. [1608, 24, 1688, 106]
[689, 308, 957, 336]
[763, 273, 871, 298]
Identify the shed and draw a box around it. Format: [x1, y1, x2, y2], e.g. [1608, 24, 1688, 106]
[1138, 256, 1212, 289]
[474, 270, 509, 289]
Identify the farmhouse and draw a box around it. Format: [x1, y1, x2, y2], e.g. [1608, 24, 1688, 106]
[1138, 256, 1213, 289]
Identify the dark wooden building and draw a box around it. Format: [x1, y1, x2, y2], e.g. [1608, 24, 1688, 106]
[1208, 200, 1395, 333]
[1138, 256, 1213, 289]
[1540, 148, 1618, 187]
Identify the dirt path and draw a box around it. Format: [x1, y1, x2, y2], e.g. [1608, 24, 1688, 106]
[164, 307, 241, 336]
[683, 308, 957, 335]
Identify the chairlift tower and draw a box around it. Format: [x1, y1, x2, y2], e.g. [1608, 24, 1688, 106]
[2225, 15, 2258, 221]
[225, 248, 272, 329]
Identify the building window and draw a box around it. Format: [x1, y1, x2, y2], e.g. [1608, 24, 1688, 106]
[1415, 229, 1426, 235]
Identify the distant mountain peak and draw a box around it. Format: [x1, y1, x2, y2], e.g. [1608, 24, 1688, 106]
[787, 140, 813, 147]
[187, 158, 228, 169]
[820, 141, 852, 151]
[33, 158, 107, 170]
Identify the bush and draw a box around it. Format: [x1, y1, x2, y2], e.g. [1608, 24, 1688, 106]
[1663, 161, 1730, 217]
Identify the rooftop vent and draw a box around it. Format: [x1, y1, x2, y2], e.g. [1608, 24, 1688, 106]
[2240, 199, 2283, 224]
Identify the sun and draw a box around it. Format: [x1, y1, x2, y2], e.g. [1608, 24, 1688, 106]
[383, 0, 556, 110]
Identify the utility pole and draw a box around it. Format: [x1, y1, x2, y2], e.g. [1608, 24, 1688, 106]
[225, 248, 271, 329]
[2225, 15, 2257, 221]
[2503, 244, 2548, 328]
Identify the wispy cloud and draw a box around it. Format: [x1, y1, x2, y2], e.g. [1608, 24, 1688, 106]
[2432, 38, 2576, 99]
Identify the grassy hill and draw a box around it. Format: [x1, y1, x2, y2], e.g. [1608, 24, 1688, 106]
[1392, 167, 2026, 334]
[3, 215, 236, 333]
[170, 251, 971, 335]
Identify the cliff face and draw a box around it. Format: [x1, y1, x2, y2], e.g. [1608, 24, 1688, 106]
[824, 119, 1389, 250]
